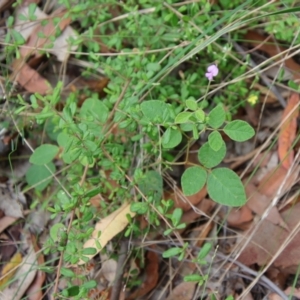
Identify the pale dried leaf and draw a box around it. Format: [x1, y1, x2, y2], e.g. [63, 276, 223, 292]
[0, 185, 23, 218]
[0, 248, 37, 300]
[14, 6, 78, 61]
[78, 202, 135, 265]
[165, 282, 196, 300]
[102, 259, 117, 284]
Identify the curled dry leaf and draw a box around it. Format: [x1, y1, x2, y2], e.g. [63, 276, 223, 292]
[78, 202, 135, 265]
[127, 247, 159, 299]
[278, 93, 299, 169]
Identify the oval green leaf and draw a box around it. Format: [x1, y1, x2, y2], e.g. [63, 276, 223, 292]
[186, 99, 197, 111]
[207, 168, 246, 206]
[30, 144, 59, 165]
[175, 112, 192, 124]
[80, 98, 109, 124]
[162, 128, 182, 148]
[141, 100, 174, 124]
[207, 104, 225, 129]
[198, 141, 226, 168]
[224, 120, 255, 142]
[208, 131, 223, 151]
[26, 162, 56, 191]
[181, 166, 207, 196]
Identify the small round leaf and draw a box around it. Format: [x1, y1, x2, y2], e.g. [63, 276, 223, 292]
[181, 166, 207, 196]
[207, 168, 246, 206]
[224, 120, 255, 142]
[30, 144, 59, 165]
[198, 142, 226, 168]
[162, 128, 182, 148]
[207, 104, 225, 129]
[208, 131, 223, 151]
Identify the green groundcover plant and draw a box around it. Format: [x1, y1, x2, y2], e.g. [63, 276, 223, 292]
[3, 0, 299, 298]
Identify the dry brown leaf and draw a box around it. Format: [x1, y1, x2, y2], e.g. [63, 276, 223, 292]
[78, 202, 135, 265]
[165, 186, 207, 212]
[11, 59, 51, 94]
[26, 234, 46, 300]
[165, 282, 196, 300]
[181, 198, 215, 225]
[0, 216, 18, 234]
[238, 203, 300, 270]
[278, 93, 299, 169]
[0, 252, 23, 290]
[227, 205, 253, 227]
[246, 183, 287, 229]
[258, 165, 299, 198]
[0, 248, 37, 300]
[15, 6, 77, 62]
[127, 247, 159, 299]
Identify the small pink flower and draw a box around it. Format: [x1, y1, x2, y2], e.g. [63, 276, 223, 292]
[205, 64, 219, 81]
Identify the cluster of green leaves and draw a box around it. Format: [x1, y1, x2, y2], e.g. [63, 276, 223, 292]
[8, 0, 292, 298]
[141, 100, 254, 206]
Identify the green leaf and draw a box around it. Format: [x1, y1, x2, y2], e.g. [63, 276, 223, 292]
[66, 286, 79, 296]
[146, 62, 161, 72]
[162, 247, 182, 258]
[186, 99, 197, 111]
[194, 109, 205, 122]
[30, 144, 59, 165]
[138, 170, 163, 202]
[171, 208, 183, 227]
[181, 166, 207, 196]
[198, 142, 226, 168]
[60, 267, 75, 277]
[208, 131, 223, 151]
[140, 100, 174, 124]
[130, 202, 149, 214]
[184, 274, 203, 282]
[223, 120, 255, 142]
[80, 98, 109, 124]
[26, 162, 56, 191]
[82, 280, 97, 289]
[11, 29, 25, 45]
[197, 242, 212, 260]
[207, 168, 246, 206]
[50, 223, 65, 242]
[207, 104, 225, 129]
[82, 247, 97, 255]
[175, 112, 193, 123]
[162, 128, 182, 148]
